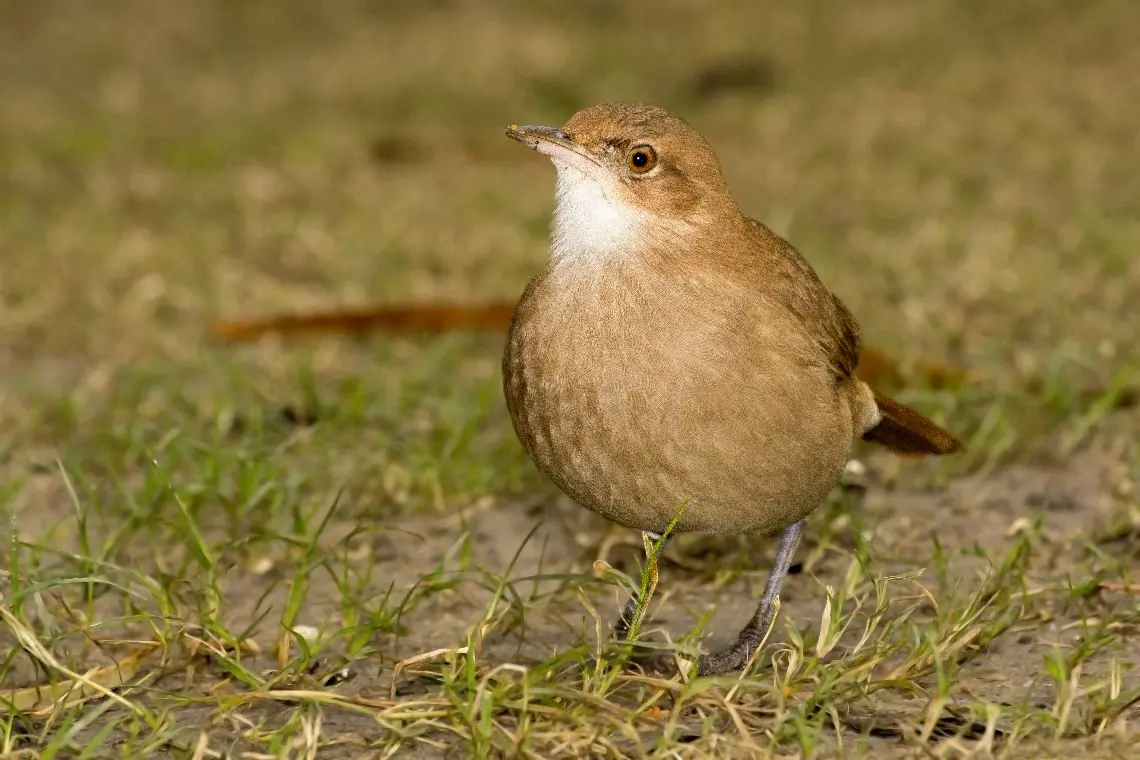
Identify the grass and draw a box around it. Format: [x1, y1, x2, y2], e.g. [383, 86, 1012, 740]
[2, 0, 1139, 756]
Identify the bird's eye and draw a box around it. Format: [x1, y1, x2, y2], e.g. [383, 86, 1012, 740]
[627, 145, 657, 173]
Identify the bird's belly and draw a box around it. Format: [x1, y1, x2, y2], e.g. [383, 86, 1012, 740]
[503, 332, 853, 536]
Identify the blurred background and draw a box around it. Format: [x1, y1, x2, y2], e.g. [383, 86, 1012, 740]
[1, 0, 1137, 503]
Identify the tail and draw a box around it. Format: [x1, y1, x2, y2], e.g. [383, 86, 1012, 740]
[863, 391, 963, 456]
[209, 303, 517, 341]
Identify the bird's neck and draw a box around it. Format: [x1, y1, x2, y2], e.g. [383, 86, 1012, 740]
[546, 163, 744, 285]
[549, 164, 651, 268]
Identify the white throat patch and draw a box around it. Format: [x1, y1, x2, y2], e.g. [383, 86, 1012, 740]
[549, 163, 646, 265]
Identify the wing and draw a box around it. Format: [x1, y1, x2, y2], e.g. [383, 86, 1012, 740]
[741, 217, 862, 382]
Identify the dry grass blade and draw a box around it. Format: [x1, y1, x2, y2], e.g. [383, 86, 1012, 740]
[390, 646, 470, 700]
[0, 641, 158, 716]
[0, 605, 153, 716]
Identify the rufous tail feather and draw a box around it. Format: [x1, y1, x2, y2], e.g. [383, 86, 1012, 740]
[863, 392, 963, 456]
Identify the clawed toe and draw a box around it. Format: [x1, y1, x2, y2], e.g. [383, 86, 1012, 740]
[601, 627, 763, 678]
[695, 643, 754, 677]
[581, 639, 678, 673]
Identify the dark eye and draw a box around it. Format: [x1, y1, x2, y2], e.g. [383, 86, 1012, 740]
[627, 145, 657, 173]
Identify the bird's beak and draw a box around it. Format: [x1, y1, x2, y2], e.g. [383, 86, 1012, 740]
[505, 124, 604, 176]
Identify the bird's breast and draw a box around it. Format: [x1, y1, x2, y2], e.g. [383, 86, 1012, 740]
[502, 272, 854, 535]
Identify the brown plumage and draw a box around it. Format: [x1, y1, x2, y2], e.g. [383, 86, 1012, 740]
[501, 102, 962, 676]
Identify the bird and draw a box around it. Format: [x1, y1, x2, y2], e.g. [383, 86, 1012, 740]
[500, 102, 963, 676]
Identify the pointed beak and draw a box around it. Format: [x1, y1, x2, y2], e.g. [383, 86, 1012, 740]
[505, 124, 604, 173]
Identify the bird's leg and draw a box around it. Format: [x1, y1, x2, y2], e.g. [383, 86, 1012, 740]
[695, 520, 804, 676]
[614, 530, 672, 641]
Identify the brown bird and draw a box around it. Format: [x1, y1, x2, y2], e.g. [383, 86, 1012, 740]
[501, 102, 963, 676]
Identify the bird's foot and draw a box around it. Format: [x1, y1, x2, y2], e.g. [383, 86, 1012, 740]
[689, 594, 783, 677]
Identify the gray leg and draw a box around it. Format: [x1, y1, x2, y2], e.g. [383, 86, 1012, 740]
[696, 520, 804, 676]
[614, 530, 672, 640]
